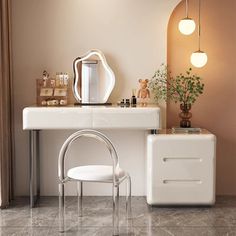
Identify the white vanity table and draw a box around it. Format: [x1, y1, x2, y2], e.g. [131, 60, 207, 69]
[23, 104, 161, 207]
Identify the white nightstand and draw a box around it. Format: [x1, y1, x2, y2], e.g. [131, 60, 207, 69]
[146, 129, 216, 205]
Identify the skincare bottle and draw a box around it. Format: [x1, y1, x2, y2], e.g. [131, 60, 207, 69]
[131, 89, 137, 106]
[120, 99, 125, 107]
[59, 72, 63, 86]
[63, 73, 69, 86]
[55, 73, 60, 87]
[42, 70, 49, 87]
[125, 99, 130, 107]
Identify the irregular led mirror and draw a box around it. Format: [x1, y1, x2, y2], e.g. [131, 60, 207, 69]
[73, 49, 115, 104]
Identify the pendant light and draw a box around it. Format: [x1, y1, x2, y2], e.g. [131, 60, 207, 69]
[178, 0, 196, 35]
[191, 0, 208, 68]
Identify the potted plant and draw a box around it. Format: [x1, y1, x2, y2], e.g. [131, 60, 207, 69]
[149, 64, 204, 128]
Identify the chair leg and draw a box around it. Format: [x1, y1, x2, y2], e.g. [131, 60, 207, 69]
[126, 175, 132, 218]
[59, 183, 65, 232]
[112, 184, 119, 236]
[77, 181, 83, 217]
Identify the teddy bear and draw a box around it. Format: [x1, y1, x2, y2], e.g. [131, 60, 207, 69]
[137, 79, 150, 106]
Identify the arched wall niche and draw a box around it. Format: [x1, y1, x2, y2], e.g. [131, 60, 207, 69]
[167, 0, 236, 195]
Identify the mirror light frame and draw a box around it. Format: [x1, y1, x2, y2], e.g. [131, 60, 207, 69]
[73, 49, 115, 104]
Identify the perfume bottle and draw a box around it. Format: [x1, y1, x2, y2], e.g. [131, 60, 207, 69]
[131, 89, 137, 106]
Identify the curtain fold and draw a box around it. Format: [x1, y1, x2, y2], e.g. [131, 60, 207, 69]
[0, 0, 14, 208]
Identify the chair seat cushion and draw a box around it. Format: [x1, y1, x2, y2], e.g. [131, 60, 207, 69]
[67, 165, 126, 182]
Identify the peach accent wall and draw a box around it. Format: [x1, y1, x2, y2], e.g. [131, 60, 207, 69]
[167, 0, 236, 195]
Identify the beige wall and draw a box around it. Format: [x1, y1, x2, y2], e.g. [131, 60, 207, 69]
[12, 0, 180, 196]
[168, 0, 236, 194]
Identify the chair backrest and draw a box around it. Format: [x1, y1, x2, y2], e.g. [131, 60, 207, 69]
[58, 129, 119, 183]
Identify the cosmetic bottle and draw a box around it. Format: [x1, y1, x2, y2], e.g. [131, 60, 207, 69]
[55, 73, 60, 87]
[120, 99, 125, 107]
[59, 72, 64, 86]
[63, 73, 69, 86]
[125, 99, 130, 107]
[131, 89, 137, 106]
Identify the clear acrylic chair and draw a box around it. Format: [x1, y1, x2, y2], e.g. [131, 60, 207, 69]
[58, 129, 131, 235]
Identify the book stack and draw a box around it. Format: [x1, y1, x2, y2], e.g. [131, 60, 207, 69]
[172, 127, 202, 134]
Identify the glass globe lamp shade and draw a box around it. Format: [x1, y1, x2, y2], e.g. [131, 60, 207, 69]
[191, 50, 208, 68]
[178, 17, 196, 35]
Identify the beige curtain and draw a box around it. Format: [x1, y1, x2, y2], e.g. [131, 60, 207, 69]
[0, 0, 14, 207]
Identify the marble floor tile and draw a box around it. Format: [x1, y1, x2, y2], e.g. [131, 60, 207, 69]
[134, 226, 236, 236]
[48, 226, 236, 236]
[21, 227, 51, 236]
[0, 227, 25, 236]
[0, 196, 236, 235]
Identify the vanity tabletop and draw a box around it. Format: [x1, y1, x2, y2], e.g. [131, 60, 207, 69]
[157, 128, 214, 136]
[24, 103, 160, 109]
[23, 104, 161, 130]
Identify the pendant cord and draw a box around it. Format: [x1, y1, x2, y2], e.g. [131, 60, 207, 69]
[198, 0, 201, 51]
[186, 0, 189, 18]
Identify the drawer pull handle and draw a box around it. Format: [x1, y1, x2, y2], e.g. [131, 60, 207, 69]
[163, 179, 202, 184]
[163, 157, 202, 162]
